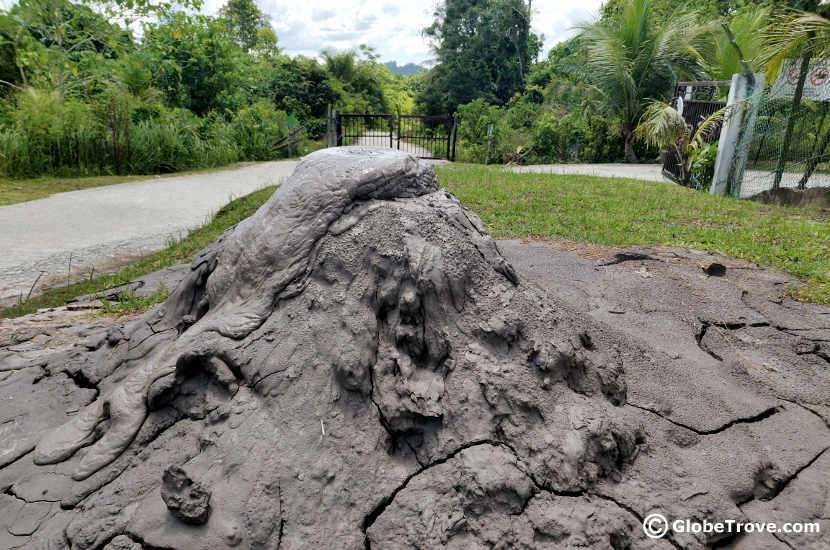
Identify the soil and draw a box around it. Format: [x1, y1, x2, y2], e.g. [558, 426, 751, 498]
[748, 186, 830, 210]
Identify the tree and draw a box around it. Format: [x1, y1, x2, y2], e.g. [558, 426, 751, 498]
[269, 55, 337, 135]
[417, 0, 539, 115]
[218, 0, 271, 53]
[580, 0, 708, 162]
[0, 0, 133, 97]
[321, 48, 389, 113]
[702, 5, 769, 81]
[142, 13, 249, 115]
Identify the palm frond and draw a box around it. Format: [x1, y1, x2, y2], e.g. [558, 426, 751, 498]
[689, 105, 731, 151]
[635, 99, 687, 149]
[761, 10, 830, 83]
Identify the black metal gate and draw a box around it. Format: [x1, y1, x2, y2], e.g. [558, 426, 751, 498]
[663, 80, 729, 184]
[331, 112, 457, 161]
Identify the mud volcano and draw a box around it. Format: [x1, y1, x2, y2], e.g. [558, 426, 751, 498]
[0, 147, 828, 550]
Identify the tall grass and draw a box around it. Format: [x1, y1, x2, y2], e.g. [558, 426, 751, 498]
[0, 88, 290, 178]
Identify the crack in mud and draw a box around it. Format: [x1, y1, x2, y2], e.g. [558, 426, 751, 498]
[768, 446, 829, 503]
[627, 403, 780, 435]
[593, 492, 684, 550]
[596, 252, 656, 266]
[360, 440, 514, 547]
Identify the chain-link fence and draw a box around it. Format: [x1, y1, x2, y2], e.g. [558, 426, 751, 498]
[722, 60, 830, 199]
[734, 92, 830, 197]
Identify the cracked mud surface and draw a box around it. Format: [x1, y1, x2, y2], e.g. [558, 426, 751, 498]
[0, 148, 828, 550]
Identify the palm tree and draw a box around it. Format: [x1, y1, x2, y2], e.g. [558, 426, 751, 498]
[702, 6, 769, 82]
[635, 99, 726, 187]
[580, 0, 707, 163]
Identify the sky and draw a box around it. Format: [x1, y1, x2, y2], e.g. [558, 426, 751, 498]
[0, 0, 606, 65]
[208, 0, 607, 65]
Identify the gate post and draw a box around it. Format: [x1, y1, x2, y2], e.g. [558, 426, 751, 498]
[335, 111, 342, 147]
[711, 73, 764, 197]
[397, 116, 402, 150]
[326, 104, 332, 147]
[450, 118, 458, 162]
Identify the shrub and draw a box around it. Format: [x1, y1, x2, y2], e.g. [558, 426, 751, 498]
[230, 100, 288, 161]
[0, 88, 102, 177]
[0, 86, 297, 178]
[453, 99, 504, 163]
[690, 141, 718, 191]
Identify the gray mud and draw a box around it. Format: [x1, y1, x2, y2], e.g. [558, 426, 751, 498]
[0, 148, 827, 550]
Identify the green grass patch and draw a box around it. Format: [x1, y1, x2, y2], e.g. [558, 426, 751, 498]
[99, 287, 172, 316]
[1, 185, 277, 318]
[437, 164, 830, 304]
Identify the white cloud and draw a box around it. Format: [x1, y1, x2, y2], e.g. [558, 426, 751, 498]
[212, 0, 606, 65]
[0, 0, 605, 65]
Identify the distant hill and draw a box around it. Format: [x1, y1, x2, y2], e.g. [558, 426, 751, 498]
[384, 61, 424, 76]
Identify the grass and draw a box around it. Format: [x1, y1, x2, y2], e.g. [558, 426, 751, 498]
[0, 162, 261, 206]
[1, 185, 277, 317]
[99, 287, 171, 316]
[3, 163, 828, 318]
[437, 164, 830, 304]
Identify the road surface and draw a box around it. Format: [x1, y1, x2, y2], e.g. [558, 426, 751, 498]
[0, 161, 298, 305]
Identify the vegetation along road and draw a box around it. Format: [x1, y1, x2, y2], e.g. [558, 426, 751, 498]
[0, 161, 298, 306]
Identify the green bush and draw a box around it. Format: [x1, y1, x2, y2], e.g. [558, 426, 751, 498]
[0, 87, 296, 178]
[453, 96, 632, 166]
[453, 99, 505, 163]
[0, 89, 102, 177]
[690, 141, 718, 191]
[230, 100, 287, 161]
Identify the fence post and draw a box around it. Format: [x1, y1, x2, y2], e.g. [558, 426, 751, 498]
[484, 123, 494, 165]
[710, 73, 764, 197]
[335, 110, 342, 147]
[451, 118, 458, 162]
[397, 115, 402, 150]
[326, 103, 331, 147]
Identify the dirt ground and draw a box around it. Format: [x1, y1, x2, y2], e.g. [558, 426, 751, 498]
[1, 237, 827, 549]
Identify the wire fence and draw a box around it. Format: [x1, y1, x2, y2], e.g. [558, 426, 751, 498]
[733, 92, 830, 198]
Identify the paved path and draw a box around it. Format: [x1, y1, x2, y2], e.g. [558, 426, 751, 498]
[0, 161, 298, 304]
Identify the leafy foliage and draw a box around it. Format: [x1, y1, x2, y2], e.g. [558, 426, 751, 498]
[0, 0, 408, 178]
[417, 0, 539, 115]
[218, 0, 272, 53]
[579, 0, 710, 162]
[635, 99, 727, 186]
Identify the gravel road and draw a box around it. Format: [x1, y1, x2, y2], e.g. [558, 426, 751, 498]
[0, 160, 298, 305]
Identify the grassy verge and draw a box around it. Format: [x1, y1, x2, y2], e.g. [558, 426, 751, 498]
[1, 185, 277, 317]
[437, 165, 830, 304]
